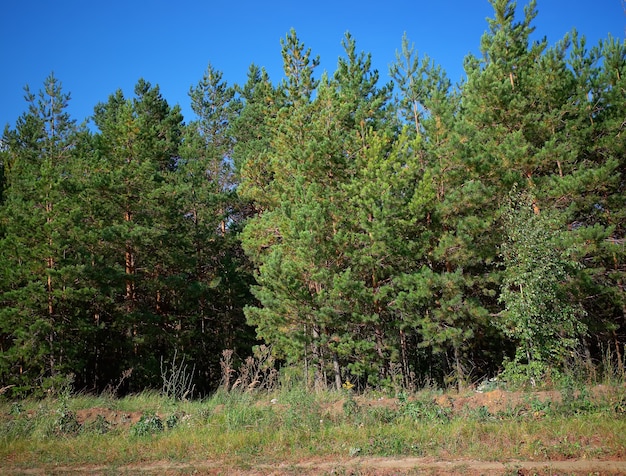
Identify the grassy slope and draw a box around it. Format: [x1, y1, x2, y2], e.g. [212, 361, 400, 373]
[1, 385, 625, 472]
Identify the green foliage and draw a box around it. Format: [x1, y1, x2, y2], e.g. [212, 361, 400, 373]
[0, 74, 93, 394]
[85, 414, 110, 435]
[130, 412, 164, 437]
[53, 403, 81, 436]
[342, 382, 359, 417]
[398, 393, 451, 423]
[0, 0, 625, 394]
[499, 191, 586, 383]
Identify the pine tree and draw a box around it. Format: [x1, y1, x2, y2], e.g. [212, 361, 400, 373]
[174, 64, 255, 390]
[239, 30, 326, 387]
[89, 79, 183, 390]
[241, 32, 407, 389]
[432, 0, 625, 381]
[233, 64, 283, 211]
[560, 32, 626, 368]
[0, 74, 90, 393]
[417, 0, 574, 385]
[389, 28, 494, 387]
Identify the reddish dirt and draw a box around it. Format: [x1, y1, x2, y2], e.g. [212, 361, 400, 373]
[75, 406, 143, 427]
[355, 384, 624, 416]
[7, 457, 626, 475]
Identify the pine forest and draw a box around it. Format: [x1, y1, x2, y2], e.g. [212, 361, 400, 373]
[1, 0, 625, 397]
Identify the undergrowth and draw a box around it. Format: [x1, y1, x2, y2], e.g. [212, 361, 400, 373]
[1, 373, 625, 470]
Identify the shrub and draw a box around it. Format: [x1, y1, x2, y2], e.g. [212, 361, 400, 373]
[131, 413, 164, 437]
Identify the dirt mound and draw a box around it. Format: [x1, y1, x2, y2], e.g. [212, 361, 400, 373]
[75, 407, 143, 428]
[359, 384, 624, 416]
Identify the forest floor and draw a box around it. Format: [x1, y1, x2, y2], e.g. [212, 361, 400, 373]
[3, 385, 626, 475]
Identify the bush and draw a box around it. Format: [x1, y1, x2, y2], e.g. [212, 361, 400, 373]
[131, 413, 164, 437]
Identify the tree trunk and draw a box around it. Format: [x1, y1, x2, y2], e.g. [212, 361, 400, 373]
[454, 344, 464, 391]
[124, 209, 136, 311]
[303, 324, 310, 389]
[399, 327, 410, 389]
[312, 325, 325, 391]
[46, 199, 56, 377]
[332, 351, 342, 391]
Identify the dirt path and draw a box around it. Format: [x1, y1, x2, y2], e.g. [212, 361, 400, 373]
[6, 457, 626, 475]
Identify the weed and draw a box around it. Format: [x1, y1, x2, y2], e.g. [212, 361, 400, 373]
[342, 399, 359, 420]
[102, 368, 133, 398]
[342, 381, 359, 418]
[165, 412, 180, 430]
[364, 406, 398, 424]
[130, 412, 164, 437]
[399, 396, 450, 423]
[553, 436, 583, 458]
[495, 405, 525, 420]
[53, 390, 81, 437]
[397, 390, 409, 405]
[0, 407, 38, 439]
[348, 446, 361, 457]
[529, 395, 553, 416]
[600, 343, 626, 385]
[219, 349, 236, 391]
[472, 405, 493, 422]
[222, 403, 270, 431]
[85, 414, 110, 435]
[364, 434, 422, 456]
[9, 402, 23, 416]
[160, 349, 195, 401]
[219, 345, 280, 394]
[615, 395, 626, 415]
[2, 384, 626, 471]
[54, 405, 81, 436]
[232, 345, 278, 392]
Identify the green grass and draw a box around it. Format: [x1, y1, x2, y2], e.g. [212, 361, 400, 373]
[1, 383, 625, 472]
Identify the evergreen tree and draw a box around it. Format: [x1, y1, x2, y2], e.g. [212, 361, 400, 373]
[175, 64, 255, 390]
[0, 1, 623, 394]
[239, 30, 326, 387]
[560, 32, 626, 368]
[233, 64, 283, 211]
[89, 79, 183, 391]
[0, 74, 90, 393]
[390, 29, 495, 387]
[241, 32, 406, 389]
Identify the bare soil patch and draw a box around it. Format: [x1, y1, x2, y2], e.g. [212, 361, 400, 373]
[6, 457, 626, 475]
[75, 406, 143, 428]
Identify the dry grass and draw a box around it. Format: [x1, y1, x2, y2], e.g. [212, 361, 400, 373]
[1, 383, 625, 473]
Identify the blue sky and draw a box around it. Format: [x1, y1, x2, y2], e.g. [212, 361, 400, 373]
[1, 0, 623, 129]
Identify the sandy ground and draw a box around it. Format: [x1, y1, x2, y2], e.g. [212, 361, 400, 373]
[6, 457, 626, 475]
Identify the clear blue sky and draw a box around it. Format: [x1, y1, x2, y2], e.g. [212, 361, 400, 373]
[1, 0, 623, 130]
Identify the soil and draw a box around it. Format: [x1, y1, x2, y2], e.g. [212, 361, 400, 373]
[6, 457, 626, 475]
[75, 406, 144, 427]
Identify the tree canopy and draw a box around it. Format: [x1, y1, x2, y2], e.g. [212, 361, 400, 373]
[1, 0, 625, 395]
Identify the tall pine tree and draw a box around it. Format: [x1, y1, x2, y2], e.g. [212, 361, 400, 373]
[0, 74, 91, 393]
